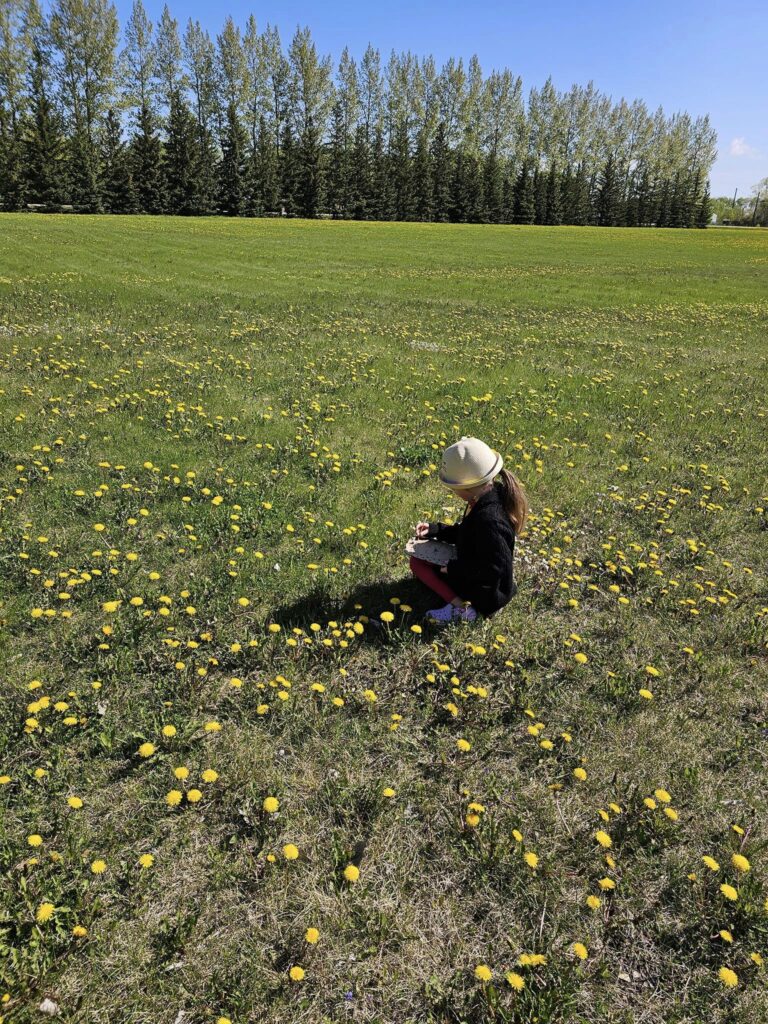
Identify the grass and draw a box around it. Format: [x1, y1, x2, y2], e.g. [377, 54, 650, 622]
[0, 215, 767, 1024]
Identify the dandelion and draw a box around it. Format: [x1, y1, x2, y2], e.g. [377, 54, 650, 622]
[166, 789, 183, 806]
[731, 853, 751, 873]
[474, 964, 492, 982]
[283, 844, 299, 861]
[67, 796, 83, 809]
[263, 796, 280, 813]
[289, 966, 305, 982]
[90, 859, 107, 874]
[379, 611, 394, 623]
[638, 688, 653, 700]
[595, 830, 612, 848]
[204, 721, 222, 732]
[574, 652, 588, 664]
[305, 927, 320, 944]
[343, 863, 360, 882]
[654, 789, 671, 803]
[586, 894, 601, 910]
[201, 769, 219, 783]
[72, 925, 87, 937]
[702, 855, 720, 872]
[138, 742, 155, 758]
[719, 930, 733, 943]
[664, 807, 679, 821]
[518, 953, 546, 967]
[572, 942, 588, 960]
[643, 797, 657, 810]
[750, 952, 763, 966]
[138, 854, 155, 868]
[720, 883, 738, 901]
[27, 834, 43, 847]
[506, 971, 525, 990]
[187, 789, 202, 803]
[161, 725, 177, 738]
[598, 877, 616, 890]
[718, 966, 738, 987]
[524, 851, 539, 869]
[382, 787, 396, 798]
[174, 767, 190, 780]
[573, 767, 587, 781]
[456, 738, 471, 752]
[36, 902, 55, 923]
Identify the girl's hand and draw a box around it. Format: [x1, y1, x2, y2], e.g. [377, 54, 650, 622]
[415, 521, 430, 539]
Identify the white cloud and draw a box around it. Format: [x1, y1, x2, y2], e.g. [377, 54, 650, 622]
[729, 137, 760, 157]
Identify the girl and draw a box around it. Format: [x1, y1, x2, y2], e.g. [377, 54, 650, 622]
[410, 436, 528, 623]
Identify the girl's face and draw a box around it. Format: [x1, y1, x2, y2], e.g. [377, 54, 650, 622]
[450, 482, 489, 503]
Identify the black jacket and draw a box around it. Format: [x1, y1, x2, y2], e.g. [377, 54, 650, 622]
[427, 482, 517, 617]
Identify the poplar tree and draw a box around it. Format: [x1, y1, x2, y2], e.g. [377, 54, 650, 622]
[23, 42, 65, 206]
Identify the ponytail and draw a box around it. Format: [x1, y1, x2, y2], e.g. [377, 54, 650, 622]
[497, 467, 529, 536]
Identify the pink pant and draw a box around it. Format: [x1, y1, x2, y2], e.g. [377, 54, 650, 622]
[409, 555, 459, 604]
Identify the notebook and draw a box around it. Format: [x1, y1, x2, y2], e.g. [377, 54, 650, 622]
[405, 537, 458, 567]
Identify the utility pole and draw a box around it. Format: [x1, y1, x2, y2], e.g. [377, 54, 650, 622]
[752, 191, 761, 226]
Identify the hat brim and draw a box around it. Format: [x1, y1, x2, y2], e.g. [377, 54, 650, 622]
[439, 450, 503, 488]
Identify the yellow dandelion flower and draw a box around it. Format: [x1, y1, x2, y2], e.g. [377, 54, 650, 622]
[718, 966, 738, 987]
[138, 854, 154, 868]
[36, 902, 55, 923]
[186, 789, 202, 803]
[595, 830, 612, 848]
[573, 767, 587, 781]
[720, 883, 738, 901]
[506, 971, 525, 990]
[456, 738, 471, 752]
[263, 796, 279, 813]
[572, 942, 588, 960]
[474, 964, 492, 982]
[67, 796, 83, 809]
[27, 834, 43, 847]
[289, 965, 305, 982]
[524, 851, 539, 869]
[305, 927, 320, 944]
[343, 863, 359, 882]
[586, 894, 601, 910]
[90, 859, 107, 874]
[731, 853, 751, 873]
[201, 769, 219, 783]
[161, 725, 177, 738]
[283, 843, 299, 861]
[702, 855, 720, 871]
[382, 787, 396, 798]
[165, 789, 183, 806]
[654, 788, 671, 803]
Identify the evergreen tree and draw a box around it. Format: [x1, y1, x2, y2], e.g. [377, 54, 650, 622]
[597, 153, 619, 226]
[348, 122, 371, 219]
[669, 171, 685, 227]
[279, 121, 298, 215]
[326, 100, 348, 218]
[696, 179, 711, 228]
[130, 103, 164, 213]
[23, 45, 65, 207]
[162, 89, 201, 214]
[655, 177, 671, 227]
[544, 160, 562, 225]
[369, 124, 393, 220]
[429, 121, 451, 222]
[389, 119, 413, 221]
[68, 129, 102, 211]
[296, 114, 323, 217]
[412, 126, 432, 222]
[246, 113, 278, 215]
[512, 159, 535, 224]
[500, 163, 515, 224]
[635, 163, 652, 226]
[483, 148, 503, 224]
[218, 100, 248, 215]
[533, 165, 547, 224]
[571, 162, 591, 225]
[101, 108, 137, 212]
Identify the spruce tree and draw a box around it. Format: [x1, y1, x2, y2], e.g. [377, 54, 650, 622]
[500, 162, 515, 224]
[696, 179, 711, 228]
[669, 171, 685, 228]
[513, 160, 535, 224]
[23, 45, 65, 207]
[412, 126, 432, 222]
[279, 121, 298, 215]
[370, 124, 393, 220]
[68, 129, 102, 212]
[655, 177, 671, 227]
[246, 114, 278, 216]
[390, 119, 413, 221]
[326, 100, 347, 218]
[219, 100, 248, 215]
[429, 121, 451, 223]
[348, 122, 371, 220]
[296, 114, 323, 217]
[101, 108, 137, 212]
[597, 153, 619, 226]
[533, 165, 547, 224]
[544, 161, 562, 225]
[162, 89, 200, 214]
[131, 104, 164, 213]
[483, 149, 503, 224]
[571, 163, 591, 225]
[635, 163, 652, 226]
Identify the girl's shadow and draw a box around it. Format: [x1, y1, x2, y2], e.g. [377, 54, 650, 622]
[270, 572, 443, 645]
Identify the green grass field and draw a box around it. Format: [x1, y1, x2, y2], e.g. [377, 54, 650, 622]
[0, 215, 767, 1024]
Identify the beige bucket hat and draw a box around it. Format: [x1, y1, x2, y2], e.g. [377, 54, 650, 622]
[438, 436, 504, 488]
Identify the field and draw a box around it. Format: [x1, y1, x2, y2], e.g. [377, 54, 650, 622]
[0, 215, 767, 1024]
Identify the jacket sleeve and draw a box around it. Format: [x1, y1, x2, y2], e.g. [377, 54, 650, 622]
[427, 520, 462, 543]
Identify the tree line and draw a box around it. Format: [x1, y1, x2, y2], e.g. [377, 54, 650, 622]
[0, 0, 716, 226]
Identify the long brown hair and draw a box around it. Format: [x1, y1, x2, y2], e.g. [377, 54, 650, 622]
[496, 467, 529, 535]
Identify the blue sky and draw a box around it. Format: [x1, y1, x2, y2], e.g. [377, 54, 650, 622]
[117, 0, 768, 199]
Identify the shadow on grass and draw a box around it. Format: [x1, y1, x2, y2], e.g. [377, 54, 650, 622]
[269, 570, 463, 644]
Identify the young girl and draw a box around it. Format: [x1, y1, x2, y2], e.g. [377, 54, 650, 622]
[410, 436, 528, 623]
